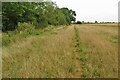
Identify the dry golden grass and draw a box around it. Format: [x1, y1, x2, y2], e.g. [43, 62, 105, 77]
[2, 25, 82, 78]
[76, 24, 118, 78]
[2, 24, 118, 78]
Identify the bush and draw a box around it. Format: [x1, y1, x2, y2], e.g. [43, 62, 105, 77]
[16, 22, 35, 33]
[76, 21, 82, 24]
[2, 22, 42, 46]
[95, 21, 98, 23]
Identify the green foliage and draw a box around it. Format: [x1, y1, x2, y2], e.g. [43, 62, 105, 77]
[2, 22, 42, 46]
[2, 2, 76, 32]
[68, 64, 77, 73]
[17, 22, 35, 33]
[95, 21, 98, 23]
[2, 2, 76, 46]
[76, 21, 82, 24]
[61, 8, 76, 24]
[2, 34, 12, 46]
[2, 31, 17, 46]
[74, 27, 90, 78]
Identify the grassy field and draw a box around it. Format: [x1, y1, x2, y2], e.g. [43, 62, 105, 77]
[2, 24, 118, 78]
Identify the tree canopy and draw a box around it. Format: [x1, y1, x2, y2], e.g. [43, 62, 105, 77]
[2, 1, 76, 31]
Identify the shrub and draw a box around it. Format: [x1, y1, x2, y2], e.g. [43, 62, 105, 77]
[76, 21, 82, 24]
[16, 22, 35, 33]
[2, 22, 40, 46]
[95, 21, 98, 23]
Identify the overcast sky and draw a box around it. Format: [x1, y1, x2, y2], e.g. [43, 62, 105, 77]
[52, 0, 119, 22]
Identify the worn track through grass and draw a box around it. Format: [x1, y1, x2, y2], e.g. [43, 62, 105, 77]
[73, 26, 89, 77]
[2, 24, 118, 78]
[3, 25, 81, 78]
[76, 24, 118, 78]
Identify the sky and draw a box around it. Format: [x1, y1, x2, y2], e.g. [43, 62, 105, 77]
[52, 0, 119, 22]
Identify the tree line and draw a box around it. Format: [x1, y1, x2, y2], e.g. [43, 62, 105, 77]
[2, 1, 76, 32]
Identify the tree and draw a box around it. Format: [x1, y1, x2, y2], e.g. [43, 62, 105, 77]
[61, 8, 76, 24]
[95, 21, 98, 23]
[2, 2, 76, 31]
[2, 2, 37, 31]
[76, 21, 82, 24]
[82, 21, 84, 24]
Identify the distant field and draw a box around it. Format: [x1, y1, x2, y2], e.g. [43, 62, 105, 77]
[2, 24, 118, 78]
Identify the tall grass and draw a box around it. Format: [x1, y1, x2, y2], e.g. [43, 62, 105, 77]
[2, 25, 79, 78]
[76, 24, 118, 78]
[2, 24, 118, 78]
[2, 22, 51, 46]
